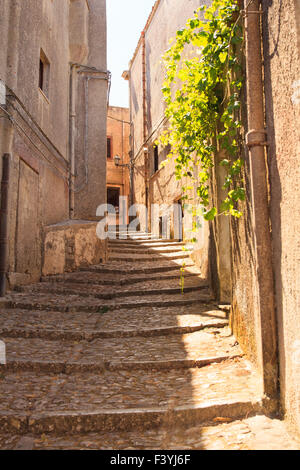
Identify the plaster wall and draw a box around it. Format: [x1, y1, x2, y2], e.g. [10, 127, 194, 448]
[263, 0, 300, 433]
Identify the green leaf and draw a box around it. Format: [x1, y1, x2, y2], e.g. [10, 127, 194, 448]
[219, 51, 227, 63]
[203, 207, 217, 221]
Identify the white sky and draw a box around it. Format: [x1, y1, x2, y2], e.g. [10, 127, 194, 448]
[107, 0, 156, 108]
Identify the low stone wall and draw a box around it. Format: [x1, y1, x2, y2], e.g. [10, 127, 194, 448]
[42, 220, 107, 277]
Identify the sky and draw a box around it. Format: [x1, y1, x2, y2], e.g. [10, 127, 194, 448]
[107, 0, 156, 108]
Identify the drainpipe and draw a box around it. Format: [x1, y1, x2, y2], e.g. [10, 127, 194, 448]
[142, 32, 150, 231]
[0, 154, 10, 297]
[129, 75, 135, 211]
[69, 64, 77, 218]
[244, 0, 278, 400]
[0, 0, 21, 295]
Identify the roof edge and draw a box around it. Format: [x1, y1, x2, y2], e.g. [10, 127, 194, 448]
[129, 0, 162, 68]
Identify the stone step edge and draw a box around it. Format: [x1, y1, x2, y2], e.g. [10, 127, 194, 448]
[109, 248, 189, 254]
[15, 285, 209, 300]
[108, 241, 186, 246]
[108, 254, 191, 262]
[1, 296, 214, 312]
[40, 272, 201, 286]
[0, 397, 267, 436]
[79, 264, 195, 275]
[0, 320, 228, 341]
[0, 354, 243, 375]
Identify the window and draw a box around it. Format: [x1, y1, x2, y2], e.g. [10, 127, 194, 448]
[38, 49, 50, 98]
[107, 137, 112, 159]
[154, 145, 159, 173]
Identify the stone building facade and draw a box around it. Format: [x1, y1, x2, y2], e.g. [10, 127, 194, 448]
[128, 0, 210, 274]
[0, 0, 108, 287]
[128, 0, 300, 436]
[107, 106, 130, 226]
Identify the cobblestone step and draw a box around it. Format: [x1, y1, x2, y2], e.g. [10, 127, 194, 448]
[40, 271, 201, 286]
[0, 231, 278, 448]
[109, 247, 188, 254]
[0, 358, 263, 435]
[15, 281, 208, 299]
[0, 320, 229, 341]
[1, 327, 237, 367]
[2, 290, 213, 312]
[0, 305, 228, 334]
[79, 260, 196, 275]
[108, 253, 191, 262]
[3, 415, 297, 450]
[108, 240, 186, 247]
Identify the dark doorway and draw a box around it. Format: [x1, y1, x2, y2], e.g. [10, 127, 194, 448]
[107, 187, 120, 214]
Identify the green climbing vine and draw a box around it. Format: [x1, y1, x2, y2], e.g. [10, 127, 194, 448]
[160, 0, 245, 222]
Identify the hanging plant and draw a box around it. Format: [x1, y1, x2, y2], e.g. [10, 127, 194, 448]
[160, 0, 244, 222]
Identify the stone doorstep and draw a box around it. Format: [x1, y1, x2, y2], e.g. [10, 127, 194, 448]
[15, 284, 209, 299]
[0, 399, 265, 436]
[0, 320, 228, 341]
[0, 353, 243, 375]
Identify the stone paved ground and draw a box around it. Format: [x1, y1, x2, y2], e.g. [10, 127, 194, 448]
[0, 415, 298, 450]
[0, 231, 299, 450]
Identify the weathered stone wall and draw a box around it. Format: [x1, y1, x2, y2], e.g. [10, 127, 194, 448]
[0, 0, 71, 285]
[229, 149, 263, 372]
[73, 0, 108, 220]
[42, 220, 107, 277]
[227, 0, 300, 434]
[0, 0, 108, 286]
[262, 0, 300, 434]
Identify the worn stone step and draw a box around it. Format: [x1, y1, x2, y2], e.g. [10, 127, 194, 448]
[39, 276, 206, 293]
[15, 282, 208, 300]
[108, 239, 186, 247]
[79, 262, 198, 275]
[2, 353, 244, 375]
[2, 290, 213, 312]
[109, 246, 189, 254]
[0, 358, 263, 435]
[108, 253, 191, 262]
[0, 319, 229, 342]
[107, 232, 152, 238]
[1, 326, 238, 368]
[0, 305, 228, 335]
[108, 235, 157, 241]
[4, 415, 298, 450]
[0, 327, 241, 375]
[108, 240, 188, 247]
[41, 271, 201, 286]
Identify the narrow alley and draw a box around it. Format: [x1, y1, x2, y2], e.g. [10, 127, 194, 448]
[0, 0, 299, 452]
[0, 230, 298, 450]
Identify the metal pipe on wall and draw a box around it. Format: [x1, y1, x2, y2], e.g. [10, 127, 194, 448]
[142, 32, 150, 231]
[0, 1, 22, 295]
[69, 64, 78, 218]
[244, 0, 278, 400]
[0, 154, 10, 297]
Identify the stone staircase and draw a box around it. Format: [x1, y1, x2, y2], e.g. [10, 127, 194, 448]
[0, 230, 285, 449]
